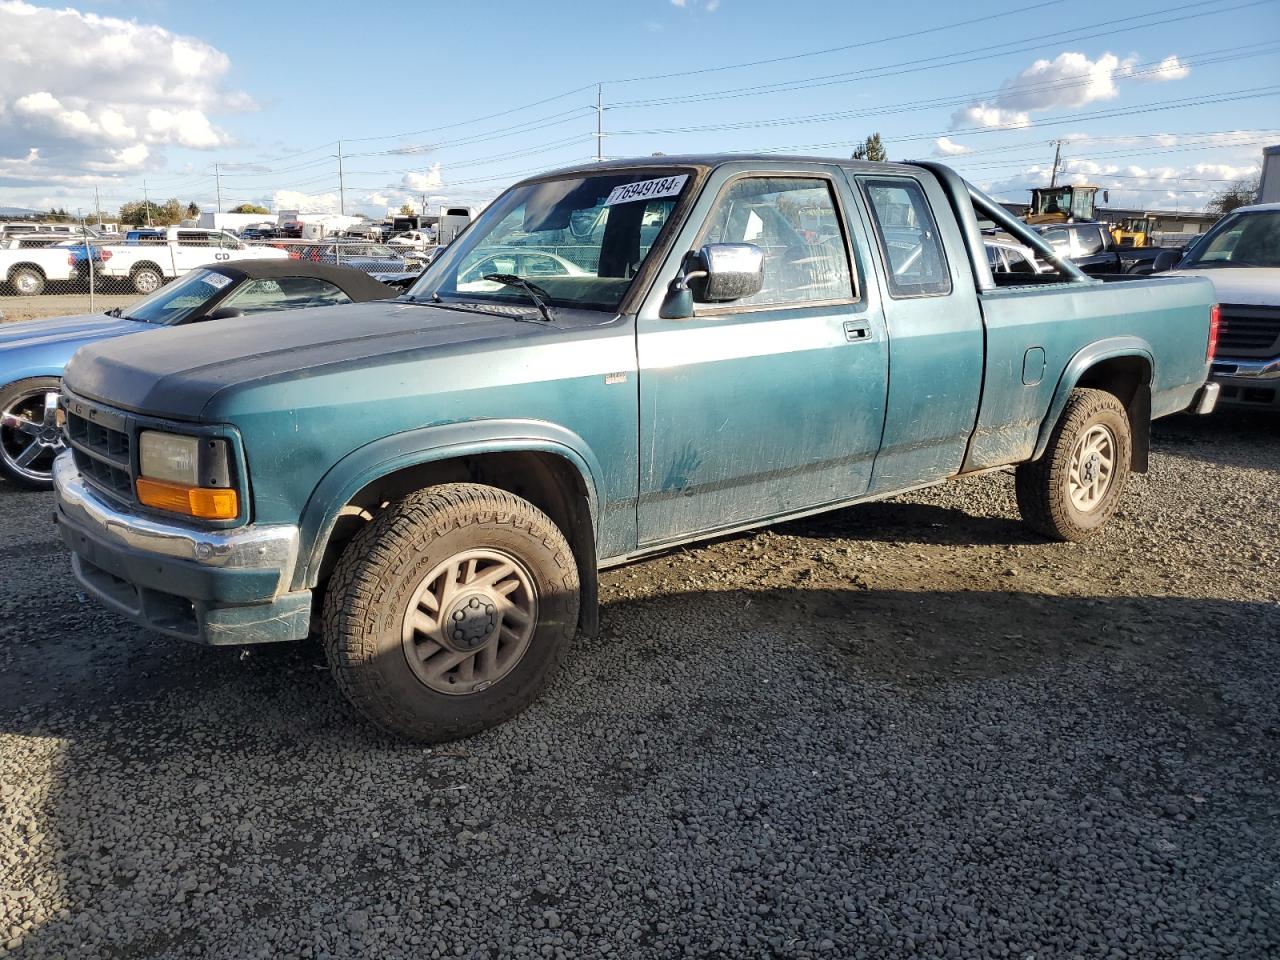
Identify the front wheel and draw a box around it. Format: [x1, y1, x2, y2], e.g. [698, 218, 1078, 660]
[1015, 387, 1132, 542]
[9, 268, 45, 296]
[322, 483, 580, 742]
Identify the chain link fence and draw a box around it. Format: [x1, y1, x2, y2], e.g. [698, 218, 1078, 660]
[1, 226, 438, 324]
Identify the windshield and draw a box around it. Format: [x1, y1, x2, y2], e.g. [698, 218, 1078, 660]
[1180, 210, 1280, 268]
[408, 169, 692, 312]
[124, 269, 232, 324]
[332, 242, 399, 258]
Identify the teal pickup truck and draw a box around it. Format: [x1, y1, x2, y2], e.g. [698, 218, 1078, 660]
[53, 156, 1219, 741]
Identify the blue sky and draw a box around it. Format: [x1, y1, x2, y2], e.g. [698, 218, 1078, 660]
[0, 0, 1277, 218]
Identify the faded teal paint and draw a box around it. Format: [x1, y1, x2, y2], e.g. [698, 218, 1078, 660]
[196, 311, 640, 562]
[633, 161, 888, 545]
[55, 156, 1219, 649]
[1022, 348, 1046, 386]
[843, 168, 985, 492]
[294, 420, 606, 590]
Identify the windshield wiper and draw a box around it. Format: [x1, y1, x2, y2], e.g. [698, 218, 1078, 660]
[105, 306, 122, 317]
[482, 274, 556, 323]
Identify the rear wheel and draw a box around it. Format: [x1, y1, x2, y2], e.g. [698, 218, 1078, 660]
[322, 483, 579, 742]
[131, 265, 163, 294]
[1016, 387, 1132, 542]
[0, 377, 63, 489]
[9, 268, 45, 297]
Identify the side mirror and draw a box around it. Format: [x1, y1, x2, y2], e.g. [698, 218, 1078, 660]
[659, 242, 765, 319]
[205, 306, 245, 321]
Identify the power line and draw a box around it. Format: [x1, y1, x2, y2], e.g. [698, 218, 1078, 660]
[605, 43, 1279, 137]
[607, 0, 1273, 109]
[606, 0, 1068, 83]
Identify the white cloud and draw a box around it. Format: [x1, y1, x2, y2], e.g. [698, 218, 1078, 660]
[978, 155, 1254, 212]
[272, 189, 338, 214]
[400, 163, 444, 192]
[1129, 55, 1190, 83]
[0, 0, 251, 184]
[953, 105, 1030, 130]
[670, 0, 687, 6]
[950, 50, 1189, 131]
[706, 0, 721, 10]
[933, 137, 972, 156]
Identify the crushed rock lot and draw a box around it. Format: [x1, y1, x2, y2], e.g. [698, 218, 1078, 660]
[0, 412, 1278, 959]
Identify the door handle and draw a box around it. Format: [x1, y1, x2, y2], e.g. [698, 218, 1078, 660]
[843, 321, 871, 342]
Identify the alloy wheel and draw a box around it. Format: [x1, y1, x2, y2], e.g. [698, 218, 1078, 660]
[0, 390, 63, 484]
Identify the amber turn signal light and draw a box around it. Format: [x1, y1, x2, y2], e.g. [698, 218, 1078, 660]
[136, 477, 239, 520]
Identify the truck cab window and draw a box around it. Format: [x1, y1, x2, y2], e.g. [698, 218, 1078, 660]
[861, 179, 952, 298]
[697, 177, 853, 309]
[1076, 227, 1105, 256]
[222, 277, 352, 313]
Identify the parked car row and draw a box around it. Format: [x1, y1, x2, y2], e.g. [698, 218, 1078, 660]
[0, 261, 396, 487]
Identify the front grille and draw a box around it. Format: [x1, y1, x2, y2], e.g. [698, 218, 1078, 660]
[1218, 304, 1280, 357]
[63, 398, 134, 503]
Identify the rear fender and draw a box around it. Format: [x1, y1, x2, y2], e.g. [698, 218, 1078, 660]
[1032, 337, 1155, 465]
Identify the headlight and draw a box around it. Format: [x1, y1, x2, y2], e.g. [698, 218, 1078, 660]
[139, 431, 200, 485]
[137, 430, 238, 520]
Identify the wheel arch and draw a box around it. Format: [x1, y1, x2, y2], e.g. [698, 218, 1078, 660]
[1033, 338, 1154, 471]
[129, 260, 164, 275]
[296, 421, 604, 636]
[7, 262, 48, 281]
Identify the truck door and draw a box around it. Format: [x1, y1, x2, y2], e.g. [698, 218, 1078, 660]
[851, 174, 984, 492]
[636, 168, 889, 546]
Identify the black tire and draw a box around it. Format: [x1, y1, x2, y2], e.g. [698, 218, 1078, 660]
[131, 265, 164, 294]
[8, 267, 45, 297]
[0, 376, 63, 490]
[322, 483, 580, 742]
[1016, 387, 1132, 542]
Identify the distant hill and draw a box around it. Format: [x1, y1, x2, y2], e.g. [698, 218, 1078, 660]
[0, 206, 43, 217]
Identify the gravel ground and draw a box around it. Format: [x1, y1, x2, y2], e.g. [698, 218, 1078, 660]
[0, 293, 136, 324]
[0, 411, 1277, 959]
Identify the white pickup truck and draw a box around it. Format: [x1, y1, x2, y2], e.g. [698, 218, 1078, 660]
[96, 228, 289, 293]
[0, 237, 87, 295]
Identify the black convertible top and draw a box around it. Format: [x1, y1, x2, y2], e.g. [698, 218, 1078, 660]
[197, 258, 397, 301]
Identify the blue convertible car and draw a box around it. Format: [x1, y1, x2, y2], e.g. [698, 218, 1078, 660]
[0, 260, 393, 489]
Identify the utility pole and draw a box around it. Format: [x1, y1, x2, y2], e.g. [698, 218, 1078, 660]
[143, 179, 152, 226]
[1048, 139, 1064, 188]
[94, 185, 101, 225]
[215, 163, 222, 214]
[337, 140, 345, 216]
[595, 84, 604, 162]
[78, 208, 95, 312]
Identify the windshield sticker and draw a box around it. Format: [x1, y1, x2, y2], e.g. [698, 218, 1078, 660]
[200, 273, 232, 289]
[604, 174, 688, 207]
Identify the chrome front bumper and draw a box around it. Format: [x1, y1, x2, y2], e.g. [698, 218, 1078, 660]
[1211, 356, 1280, 381]
[53, 452, 310, 644]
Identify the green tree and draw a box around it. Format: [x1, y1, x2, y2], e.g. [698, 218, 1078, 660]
[160, 198, 182, 225]
[186, 201, 201, 219]
[851, 133, 888, 162]
[230, 202, 270, 215]
[398, 202, 417, 216]
[119, 200, 165, 226]
[1206, 174, 1260, 216]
